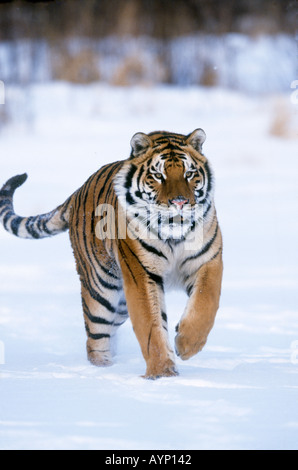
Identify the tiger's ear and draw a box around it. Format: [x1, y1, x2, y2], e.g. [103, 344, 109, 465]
[130, 132, 152, 158]
[186, 128, 206, 153]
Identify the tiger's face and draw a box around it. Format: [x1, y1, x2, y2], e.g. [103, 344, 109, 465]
[142, 150, 206, 209]
[115, 129, 214, 241]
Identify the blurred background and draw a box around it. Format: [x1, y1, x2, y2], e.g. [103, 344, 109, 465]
[0, 0, 297, 134]
[0, 0, 296, 90]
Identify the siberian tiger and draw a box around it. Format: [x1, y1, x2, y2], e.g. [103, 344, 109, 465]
[0, 129, 223, 379]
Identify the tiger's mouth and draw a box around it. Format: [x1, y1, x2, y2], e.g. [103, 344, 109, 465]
[156, 200, 195, 215]
[124, 194, 204, 241]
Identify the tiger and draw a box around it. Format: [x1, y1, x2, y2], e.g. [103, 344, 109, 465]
[0, 129, 223, 379]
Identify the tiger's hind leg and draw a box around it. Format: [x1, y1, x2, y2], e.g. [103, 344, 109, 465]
[81, 283, 122, 367]
[109, 293, 129, 357]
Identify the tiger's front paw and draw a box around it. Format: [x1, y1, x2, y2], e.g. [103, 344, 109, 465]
[175, 323, 207, 360]
[144, 358, 179, 380]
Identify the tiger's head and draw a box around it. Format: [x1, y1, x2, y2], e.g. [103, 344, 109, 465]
[115, 129, 214, 240]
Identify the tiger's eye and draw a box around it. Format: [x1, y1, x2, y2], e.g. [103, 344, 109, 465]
[155, 173, 163, 180]
[185, 171, 193, 179]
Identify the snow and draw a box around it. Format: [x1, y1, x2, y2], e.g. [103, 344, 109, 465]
[0, 83, 298, 450]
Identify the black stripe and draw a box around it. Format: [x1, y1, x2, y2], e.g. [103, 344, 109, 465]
[186, 284, 194, 297]
[147, 324, 153, 355]
[161, 144, 186, 153]
[134, 165, 145, 199]
[36, 213, 53, 235]
[96, 161, 121, 205]
[3, 210, 14, 230]
[0, 206, 9, 218]
[125, 164, 138, 205]
[147, 271, 164, 289]
[71, 193, 91, 289]
[180, 223, 219, 268]
[82, 278, 116, 313]
[85, 323, 110, 340]
[136, 238, 168, 260]
[203, 201, 212, 219]
[161, 311, 168, 331]
[81, 178, 107, 295]
[118, 240, 138, 285]
[204, 161, 213, 194]
[10, 216, 23, 236]
[126, 191, 136, 205]
[89, 171, 121, 290]
[95, 165, 114, 205]
[153, 135, 185, 144]
[196, 189, 204, 199]
[98, 261, 120, 280]
[157, 212, 162, 239]
[26, 217, 41, 239]
[122, 240, 164, 291]
[185, 249, 221, 296]
[83, 299, 113, 325]
[209, 246, 222, 262]
[41, 216, 54, 235]
[124, 164, 137, 190]
[96, 271, 121, 291]
[137, 165, 145, 189]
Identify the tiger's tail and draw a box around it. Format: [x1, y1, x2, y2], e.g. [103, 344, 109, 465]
[0, 173, 72, 239]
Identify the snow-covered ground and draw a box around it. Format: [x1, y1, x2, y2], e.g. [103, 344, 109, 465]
[0, 83, 298, 450]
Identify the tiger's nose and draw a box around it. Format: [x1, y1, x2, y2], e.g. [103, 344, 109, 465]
[169, 196, 189, 210]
